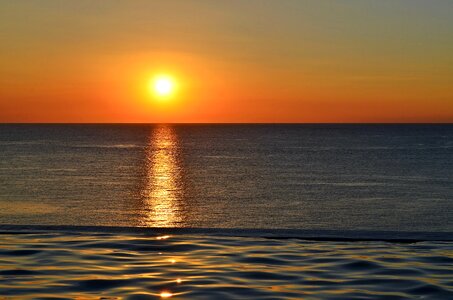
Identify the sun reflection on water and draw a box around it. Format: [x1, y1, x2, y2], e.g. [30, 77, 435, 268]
[141, 125, 184, 227]
[160, 291, 173, 298]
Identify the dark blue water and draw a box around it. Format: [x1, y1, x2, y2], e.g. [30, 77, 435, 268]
[1, 124, 452, 232]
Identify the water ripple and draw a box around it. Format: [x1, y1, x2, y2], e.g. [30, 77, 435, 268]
[0, 232, 452, 299]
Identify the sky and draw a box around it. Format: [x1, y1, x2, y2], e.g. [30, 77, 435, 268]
[1, 0, 452, 123]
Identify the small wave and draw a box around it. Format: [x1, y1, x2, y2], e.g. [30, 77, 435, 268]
[204, 155, 246, 159]
[0, 230, 452, 299]
[45, 168, 79, 172]
[0, 141, 45, 146]
[0, 203, 60, 215]
[71, 144, 142, 149]
[0, 167, 39, 171]
[0, 269, 42, 276]
[295, 182, 386, 187]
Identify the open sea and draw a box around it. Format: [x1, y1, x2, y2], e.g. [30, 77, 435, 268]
[1, 124, 453, 299]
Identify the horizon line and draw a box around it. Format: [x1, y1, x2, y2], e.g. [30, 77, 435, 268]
[1, 122, 453, 125]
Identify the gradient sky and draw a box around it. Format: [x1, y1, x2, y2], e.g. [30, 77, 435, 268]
[1, 0, 452, 123]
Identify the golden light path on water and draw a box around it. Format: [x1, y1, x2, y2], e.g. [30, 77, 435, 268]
[141, 125, 183, 227]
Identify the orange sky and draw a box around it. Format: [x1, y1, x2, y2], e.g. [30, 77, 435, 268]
[1, 1, 452, 123]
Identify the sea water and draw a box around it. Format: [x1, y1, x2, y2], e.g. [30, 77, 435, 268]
[1, 124, 452, 232]
[2, 124, 453, 299]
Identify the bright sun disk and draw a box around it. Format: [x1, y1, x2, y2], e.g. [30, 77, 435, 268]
[152, 75, 175, 97]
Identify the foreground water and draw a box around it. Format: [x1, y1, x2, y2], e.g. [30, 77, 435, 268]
[1, 228, 452, 299]
[1, 124, 453, 232]
[1, 125, 453, 298]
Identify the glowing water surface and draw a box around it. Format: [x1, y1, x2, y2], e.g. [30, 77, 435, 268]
[0, 231, 452, 299]
[141, 125, 184, 227]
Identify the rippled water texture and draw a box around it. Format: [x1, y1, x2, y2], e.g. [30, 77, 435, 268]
[1, 231, 452, 299]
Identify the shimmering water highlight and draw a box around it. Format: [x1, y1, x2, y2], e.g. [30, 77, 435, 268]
[0, 230, 452, 299]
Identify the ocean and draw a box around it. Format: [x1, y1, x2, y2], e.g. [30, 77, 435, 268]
[1, 124, 453, 299]
[1, 124, 452, 232]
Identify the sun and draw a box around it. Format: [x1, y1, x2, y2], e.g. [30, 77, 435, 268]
[151, 75, 176, 98]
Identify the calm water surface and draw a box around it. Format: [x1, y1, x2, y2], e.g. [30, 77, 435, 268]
[0, 124, 452, 232]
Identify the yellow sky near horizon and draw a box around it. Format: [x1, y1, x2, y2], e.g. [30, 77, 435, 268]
[1, 0, 452, 123]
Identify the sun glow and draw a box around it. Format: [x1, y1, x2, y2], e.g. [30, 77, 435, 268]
[160, 291, 173, 298]
[151, 75, 176, 98]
